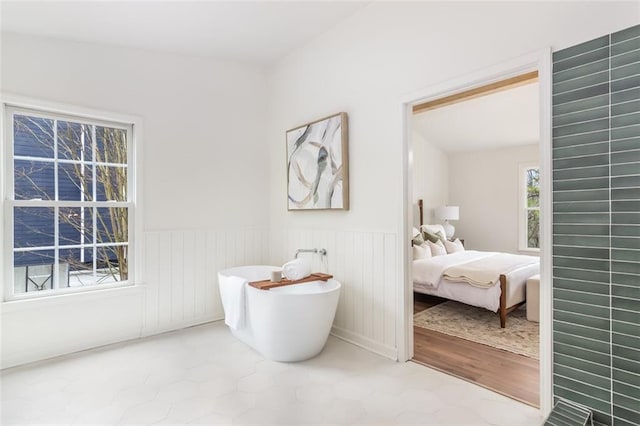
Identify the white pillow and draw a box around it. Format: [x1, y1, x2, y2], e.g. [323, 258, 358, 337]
[444, 238, 465, 254]
[428, 240, 447, 257]
[413, 243, 432, 260]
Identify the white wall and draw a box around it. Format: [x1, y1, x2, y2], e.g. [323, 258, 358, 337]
[0, 34, 270, 368]
[266, 2, 638, 358]
[412, 131, 449, 227]
[448, 144, 539, 254]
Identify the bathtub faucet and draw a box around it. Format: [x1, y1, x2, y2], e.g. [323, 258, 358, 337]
[295, 248, 327, 259]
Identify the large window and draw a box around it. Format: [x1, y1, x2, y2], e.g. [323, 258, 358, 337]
[4, 106, 134, 298]
[519, 164, 540, 251]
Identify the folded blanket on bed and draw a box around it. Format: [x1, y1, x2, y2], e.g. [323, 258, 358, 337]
[443, 253, 538, 288]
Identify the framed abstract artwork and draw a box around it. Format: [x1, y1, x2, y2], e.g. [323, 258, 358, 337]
[286, 112, 349, 210]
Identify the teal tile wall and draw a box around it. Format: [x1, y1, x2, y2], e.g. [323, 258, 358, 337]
[552, 24, 640, 426]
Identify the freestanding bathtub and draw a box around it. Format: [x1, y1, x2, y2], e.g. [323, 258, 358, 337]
[217, 265, 341, 362]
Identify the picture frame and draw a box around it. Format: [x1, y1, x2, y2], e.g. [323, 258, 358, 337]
[286, 112, 349, 210]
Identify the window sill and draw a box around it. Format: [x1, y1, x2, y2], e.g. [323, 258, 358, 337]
[1, 284, 144, 314]
[519, 248, 541, 254]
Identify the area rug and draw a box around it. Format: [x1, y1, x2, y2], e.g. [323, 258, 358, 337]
[414, 301, 539, 359]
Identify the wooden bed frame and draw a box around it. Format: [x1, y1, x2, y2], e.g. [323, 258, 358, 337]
[417, 198, 525, 328]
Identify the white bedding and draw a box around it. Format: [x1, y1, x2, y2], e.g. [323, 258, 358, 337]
[413, 250, 540, 312]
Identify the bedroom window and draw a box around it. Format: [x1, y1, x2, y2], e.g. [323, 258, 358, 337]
[519, 164, 540, 251]
[3, 105, 135, 299]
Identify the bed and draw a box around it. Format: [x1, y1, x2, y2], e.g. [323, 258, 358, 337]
[414, 199, 539, 328]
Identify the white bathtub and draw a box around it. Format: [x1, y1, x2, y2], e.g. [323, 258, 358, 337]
[217, 265, 341, 362]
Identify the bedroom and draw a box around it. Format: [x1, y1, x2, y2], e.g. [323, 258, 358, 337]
[409, 78, 542, 406]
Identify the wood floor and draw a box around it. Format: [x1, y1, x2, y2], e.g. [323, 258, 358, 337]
[412, 293, 540, 407]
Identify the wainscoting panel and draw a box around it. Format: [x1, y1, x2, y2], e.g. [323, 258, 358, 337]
[142, 227, 269, 336]
[269, 228, 398, 359]
[552, 24, 640, 426]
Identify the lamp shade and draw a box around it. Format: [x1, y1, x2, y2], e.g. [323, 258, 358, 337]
[436, 206, 459, 221]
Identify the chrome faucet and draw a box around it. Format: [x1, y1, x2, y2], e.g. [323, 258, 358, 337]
[295, 248, 327, 259]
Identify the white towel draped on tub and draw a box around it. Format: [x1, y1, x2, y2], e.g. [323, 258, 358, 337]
[282, 258, 311, 281]
[218, 275, 248, 329]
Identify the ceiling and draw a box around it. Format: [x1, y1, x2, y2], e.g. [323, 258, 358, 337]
[412, 82, 540, 153]
[0, 1, 369, 64]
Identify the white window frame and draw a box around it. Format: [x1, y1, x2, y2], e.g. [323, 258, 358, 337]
[518, 162, 540, 253]
[1, 95, 143, 302]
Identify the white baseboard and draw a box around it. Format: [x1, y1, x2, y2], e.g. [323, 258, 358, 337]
[331, 325, 397, 360]
[141, 315, 223, 337]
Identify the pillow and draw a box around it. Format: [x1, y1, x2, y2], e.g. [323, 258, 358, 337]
[428, 240, 447, 257]
[421, 224, 447, 242]
[412, 232, 426, 246]
[444, 238, 465, 254]
[413, 243, 432, 260]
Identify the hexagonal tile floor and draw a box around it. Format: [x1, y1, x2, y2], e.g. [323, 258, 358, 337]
[1, 321, 541, 425]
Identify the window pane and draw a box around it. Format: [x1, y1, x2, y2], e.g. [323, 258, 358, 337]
[14, 114, 54, 158]
[58, 162, 93, 201]
[57, 121, 92, 161]
[96, 207, 128, 243]
[527, 168, 540, 208]
[96, 166, 127, 201]
[14, 207, 55, 249]
[96, 126, 127, 165]
[527, 209, 540, 249]
[14, 159, 55, 200]
[59, 248, 92, 288]
[13, 249, 56, 293]
[96, 245, 128, 282]
[59, 207, 92, 246]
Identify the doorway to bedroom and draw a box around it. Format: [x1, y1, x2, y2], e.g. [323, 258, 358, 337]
[406, 70, 544, 407]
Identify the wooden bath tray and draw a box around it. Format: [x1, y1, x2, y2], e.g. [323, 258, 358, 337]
[249, 273, 333, 290]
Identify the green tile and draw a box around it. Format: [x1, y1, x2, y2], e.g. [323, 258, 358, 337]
[554, 267, 610, 283]
[612, 332, 640, 352]
[554, 256, 610, 272]
[613, 308, 640, 324]
[554, 277, 610, 294]
[613, 271, 640, 285]
[554, 35, 610, 62]
[554, 364, 611, 390]
[613, 113, 640, 129]
[611, 149, 640, 165]
[613, 261, 640, 274]
[554, 107, 609, 127]
[554, 142, 609, 159]
[613, 403, 640, 425]
[555, 375, 611, 401]
[554, 310, 611, 331]
[554, 245, 610, 259]
[612, 62, 640, 81]
[612, 124, 640, 140]
[554, 385, 611, 417]
[612, 284, 640, 299]
[612, 249, 640, 262]
[553, 200, 609, 212]
[612, 175, 640, 188]
[554, 83, 609, 106]
[554, 154, 609, 170]
[612, 35, 640, 56]
[612, 87, 640, 105]
[554, 46, 609, 73]
[553, 93, 608, 116]
[612, 236, 640, 249]
[613, 368, 640, 390]
[554, 71, 609, 96]
[612, 353, 640, 375]
[554, 189, 609, 202]
[612, 213, 640, 225]
[612, 225, 640, 237]
[612, 137, 640, 152]
[554, 118, 609, 138]
[612, 100, 640, 117]
[613, 200, 640, 211]
[554, 213, 610, 224]
[554, 288, 610, 306]
[555, 349, 611, 377]
[612, 188, 640, 200]
[612, 75, 640, 93]
[553, 130, 609, 149]
[554, 235, 611, 247]
[612, 24, 640, 44]
[554, 177, 609, 191]
[554, 224, 609, 236]
[612, 49, 640, 69]
[556, 167, 610, 184]
[612, 163, 640, 176]
[613, 345, 640, 363]
[555, 299, 610, 319]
